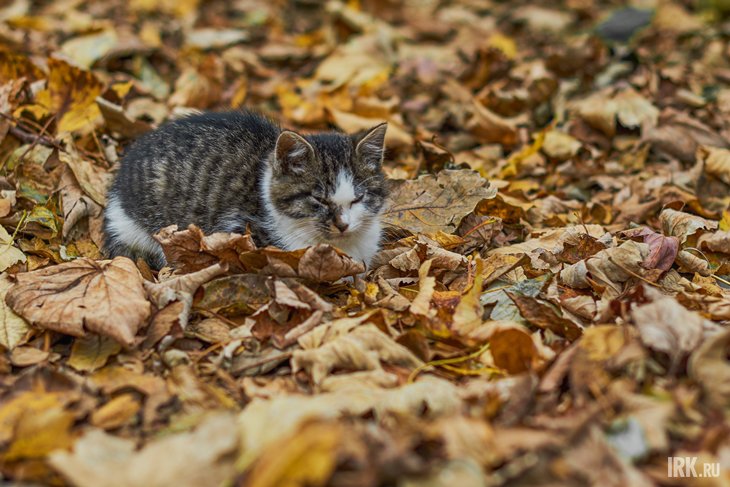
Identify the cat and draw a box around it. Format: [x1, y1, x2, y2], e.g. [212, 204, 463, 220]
[103, 111, 388, 269]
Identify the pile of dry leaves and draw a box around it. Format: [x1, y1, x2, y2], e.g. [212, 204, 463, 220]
[0, 0, 729, 485]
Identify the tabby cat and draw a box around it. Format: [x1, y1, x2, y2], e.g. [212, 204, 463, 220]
[103, 111, 388, 268]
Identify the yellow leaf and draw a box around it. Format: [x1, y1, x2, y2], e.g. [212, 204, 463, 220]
[60, 30, 118, 69]
[68, 335, 122, 372]
[0, 224, 26, 271]
[247, 422, 342, 487]
[719, 210, 730, 232]
[452, 259, 484, 335]
[487, 33, 517, 59]
[90, 394, 141, 430]
[410, 259, 435, 317]
[0, 391, 68, 443]
[0, 273, 29, 351]
[4, 406, 75, 460]
[35, 57, 103, 134]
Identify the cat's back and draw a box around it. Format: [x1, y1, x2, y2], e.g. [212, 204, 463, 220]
[111, 110, 280, 237]
[120, 111, 280, 171]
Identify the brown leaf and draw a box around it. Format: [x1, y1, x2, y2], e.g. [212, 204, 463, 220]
[97, 97, 153, 139]
[631, 287, 712, 364]
[659, 208, 716, 243]
[488, 324, 544, 374]
[645, 112, 728, 163]
[292, 324, 423, 387]
[507, 291, 583, 341]
[297, 244, 365, 282]
[49, 412, 239, 487]
[154, 224, 256, 274]
[688, 329, 730, 409]
[6, 257, 151, 346]
[622, 227, 679, 272]
[383, 170, 497, 234]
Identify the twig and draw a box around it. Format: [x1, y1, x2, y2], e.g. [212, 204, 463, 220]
[712, 274, 730, 287]
[408, 341, 491, 383]
[607, 255, 661, 288]
[7, 124, 56, 148]
[234, 351, 293, 374]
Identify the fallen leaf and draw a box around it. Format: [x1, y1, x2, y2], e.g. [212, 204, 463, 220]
[9, 345, 49, 367]
[245, 422, 342, 487]
[154, 224, 256, 274]
[291, 324, 423, 386]
[0, 224, 26, 271]
[631, 287, 711, 364]
[67, 335, 122, 372]
[90, 393, 141, 430]
[297, 244, 365, 281]
[488, 323, 545, 374]
[688, 328, 730, 409]
[0, 273, 29, 350]
[409, 259, 435, 317]
[622, 227, 679, 273]
[659, 208, 717, 243]
[698, 145, 730, 186]
[4, 404, 75, 460]
[383, 170, 497, 234]
[6, 257, 151, 346]
[34, 57, 104, 133]
[49, 412, 238, 487]
[507, 291, 583, 341]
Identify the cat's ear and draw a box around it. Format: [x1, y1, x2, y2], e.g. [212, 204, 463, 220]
[355, 123, 387, 170]
[274, 131, 314, 173]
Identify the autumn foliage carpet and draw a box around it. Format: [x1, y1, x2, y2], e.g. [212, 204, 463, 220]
[0, 0, 730, 486]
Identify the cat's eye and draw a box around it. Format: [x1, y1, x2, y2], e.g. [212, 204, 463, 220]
[351, 194, 364, 206]
[313, 196, 328, 206]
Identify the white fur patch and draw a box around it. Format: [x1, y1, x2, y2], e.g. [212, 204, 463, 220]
[331, 171, 355, 206]
[105, 195, 165, 263]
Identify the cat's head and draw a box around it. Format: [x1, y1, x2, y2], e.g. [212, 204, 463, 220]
[265, 124, 388, 251]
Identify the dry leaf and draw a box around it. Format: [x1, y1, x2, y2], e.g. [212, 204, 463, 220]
[0, 273, 29, 351]
[0, 224, 26, 271]
[6, 257, 151, 346]
[383, 170, 497, 234]
[688, 329, 730, 409]
[631, 287, 711, 363]
[291, 324, 423, 386]
[67, 335, 122, 372]
[659, 208, 716, 243]
[154, 224, 256, 273]
[49, 412, 239, 487]
[297, 244, 365, 282]
[34, 57, 104, 133]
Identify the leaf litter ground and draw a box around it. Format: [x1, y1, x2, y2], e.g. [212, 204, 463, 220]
[0, 1, 730, 486]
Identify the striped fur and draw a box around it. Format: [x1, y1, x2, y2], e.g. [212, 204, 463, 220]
[103, 111, 388, 268]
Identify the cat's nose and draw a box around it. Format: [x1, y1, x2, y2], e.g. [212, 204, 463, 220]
[334, 220, 349, 233]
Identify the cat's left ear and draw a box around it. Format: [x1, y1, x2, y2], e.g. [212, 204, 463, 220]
[355, 122, 387, 170]
[275, 131, 314, 174]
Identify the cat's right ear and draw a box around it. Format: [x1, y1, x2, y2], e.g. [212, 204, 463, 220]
[274, 131, 314, 174]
